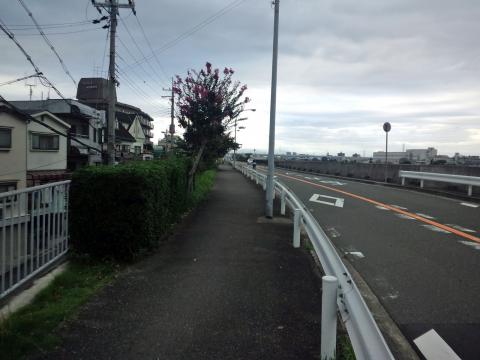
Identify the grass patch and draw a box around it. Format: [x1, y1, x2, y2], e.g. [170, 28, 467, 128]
[0, 257, 117, 359]
[189, 169, 217, 206]
[337, 333, 356, 360]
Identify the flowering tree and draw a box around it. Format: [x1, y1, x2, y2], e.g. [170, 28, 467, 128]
[174, 62, 250, 191]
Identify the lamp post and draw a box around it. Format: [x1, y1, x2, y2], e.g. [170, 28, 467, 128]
[383, 122, 391, 182]
[232, 109, 255, 168]
[266, 0, 280, 218]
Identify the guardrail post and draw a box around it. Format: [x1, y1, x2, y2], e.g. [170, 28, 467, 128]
[280, 191, 286, 215]
[468, 185, 472, 196]
[321, 276, 338, 360]
[293, 209, 301, 248]
[255, 174, 259, 185]
[420, 179, 424, 188]
[263, 180, 267, 191]
[401, 177, 405, 186]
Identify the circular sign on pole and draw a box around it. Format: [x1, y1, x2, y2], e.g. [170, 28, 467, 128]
[383, 122, 391, 132]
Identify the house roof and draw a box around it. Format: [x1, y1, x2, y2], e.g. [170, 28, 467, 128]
[27, 110, 71, 129]
[116, 123, 136, 142]
[116, 111, 136, 128]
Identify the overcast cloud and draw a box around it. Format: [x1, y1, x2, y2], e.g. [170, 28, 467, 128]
[1, 0, 480, 156]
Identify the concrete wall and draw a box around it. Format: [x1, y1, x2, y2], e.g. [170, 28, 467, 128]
[277, 160, 480, 196]
[27, 114, 69, 171]
[0, 113, 27, 189]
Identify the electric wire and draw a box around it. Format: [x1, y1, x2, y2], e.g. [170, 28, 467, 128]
[17, 0, 77, 85]
[127, 0, 247, 70]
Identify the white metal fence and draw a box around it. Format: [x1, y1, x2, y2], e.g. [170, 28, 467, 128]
[236, 163, 394, 360]
[399, 170, 480, 196]
[0, 180, 71, 299]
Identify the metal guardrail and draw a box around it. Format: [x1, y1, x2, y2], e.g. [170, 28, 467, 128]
[236, 163, 394, 360]
[0, 180, 71, 299]
[399, 170, 480, 196]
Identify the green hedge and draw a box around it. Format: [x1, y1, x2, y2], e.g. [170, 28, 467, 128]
[69, 158, 190, 262]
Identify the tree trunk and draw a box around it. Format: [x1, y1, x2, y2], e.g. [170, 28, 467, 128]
[188, 139, 208, 193]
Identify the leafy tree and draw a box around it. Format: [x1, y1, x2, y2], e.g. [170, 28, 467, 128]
[173, 62, 250, 191]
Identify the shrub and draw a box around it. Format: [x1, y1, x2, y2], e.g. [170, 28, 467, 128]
[69, 158, 190, 262]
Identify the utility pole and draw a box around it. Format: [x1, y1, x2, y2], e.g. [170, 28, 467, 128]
[162, 78, 175, 154]
[266, 0, 280, 218]
[233, 117, 238, 169]
[92, 0, 136, 165]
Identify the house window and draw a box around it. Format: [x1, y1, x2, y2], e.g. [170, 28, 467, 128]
[31, 133, 59, 151]
[0, 128, 12, 149]
[134, 146, 141, 155]
[0, 182, 16, 193]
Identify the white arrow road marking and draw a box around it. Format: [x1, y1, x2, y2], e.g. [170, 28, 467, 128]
[414, 329, 461, 360]
[460, 241, 480, 250]
[422, 225, 451, 234]
[309, 194, 344, 208]
[445, 224, 476, 233]
[460, 202, 479, 208]
[345, 251, 365, 258]
[319, 180, 346, 186]
[416, 213, 436, 219]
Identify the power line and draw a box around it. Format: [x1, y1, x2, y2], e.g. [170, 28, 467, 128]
[133, 14, 171, 82]
[0, 27, 102, 37]
[0, 73, 41, 87]
[118, 15, 169, 87]
[17, 0, 77, 85]
[127, 0, 247, 70]
[3, 19, 95, 28]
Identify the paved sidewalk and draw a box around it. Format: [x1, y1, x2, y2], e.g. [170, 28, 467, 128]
[37, 165, 323, 360]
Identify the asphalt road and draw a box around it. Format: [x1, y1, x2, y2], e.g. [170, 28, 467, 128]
[257, 165, 480, 359]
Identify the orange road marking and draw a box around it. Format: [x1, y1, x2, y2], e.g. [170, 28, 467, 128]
[278, 172, 480, 244]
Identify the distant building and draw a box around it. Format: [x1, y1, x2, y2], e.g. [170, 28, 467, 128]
[372, 151, 407, 164]
[406, 147, 437, 163]
[76, 77, 154, 161]
[373, 147, 438, 164]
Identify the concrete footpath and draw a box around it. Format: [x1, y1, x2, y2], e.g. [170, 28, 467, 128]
[36, 165, 324, 360]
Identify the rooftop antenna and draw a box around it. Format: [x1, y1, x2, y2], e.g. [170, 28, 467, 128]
[24, 75, 37, 100]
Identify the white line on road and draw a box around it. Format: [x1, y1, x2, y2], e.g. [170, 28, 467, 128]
[422, 225, 451, 234]
[309, 194, 344, 208]
[396, 214, 415, 220]
[345, 251, 365, 258]
[375, 205, 389, 210]
[460, 202, 479, 208]
[414, 329, 461, 360]
[391, 205, 408, 210]
[459, 241, 480, 250]
[416, 213, 436, 219]
[445, 224, 476, 233]
[319, 180, 346, 186]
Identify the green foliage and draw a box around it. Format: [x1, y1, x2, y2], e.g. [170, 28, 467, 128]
[189, 170, 216, 207]
[0, 258, 116, 359]
[70, 158, 190, 262]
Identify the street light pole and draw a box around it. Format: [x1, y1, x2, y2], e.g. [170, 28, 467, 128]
[383, 122, 391, 183]
[266, 0, 280, 218]
[233, 117, 237, 169]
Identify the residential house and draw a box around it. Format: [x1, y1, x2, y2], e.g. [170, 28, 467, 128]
[0, 100, 70, 191]
[10, 99, 105, 170]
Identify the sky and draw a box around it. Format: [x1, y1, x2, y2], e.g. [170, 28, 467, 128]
[1, 0, 480, 157]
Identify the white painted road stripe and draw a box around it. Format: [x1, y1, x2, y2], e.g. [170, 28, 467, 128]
[414, 329, 461, 360]
[416, 213, 436, 219]
[460, 241, 480, 250]
[396, 214, 415, 220]
[422, 225, 451, 234]
[375, 205, 389, 210]
[391, 204, 408, 210]
[345, 251, 365, 258]
[309, 194, 344, 208]
[460, 202, 479, 208]
[446, 224, 476, 233]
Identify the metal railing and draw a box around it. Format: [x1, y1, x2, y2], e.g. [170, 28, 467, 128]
[399, 170, 480, 196]
[236, 163, 394, 360]
[0, 180, 71, 300]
